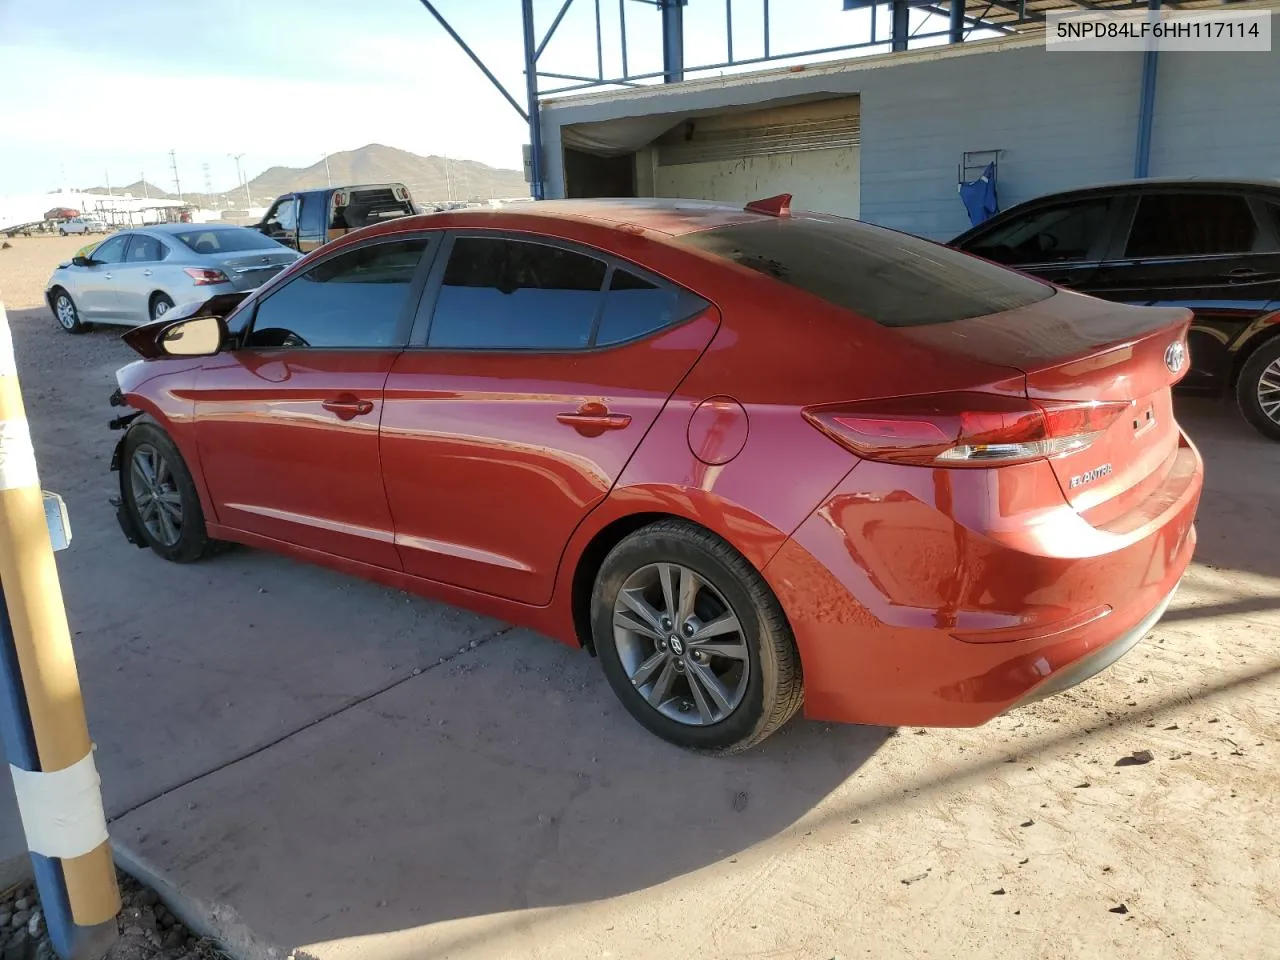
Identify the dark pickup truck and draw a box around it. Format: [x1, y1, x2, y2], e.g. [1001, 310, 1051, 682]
[253, 183, 417, 253]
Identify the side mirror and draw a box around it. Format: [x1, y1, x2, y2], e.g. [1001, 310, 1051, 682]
[71, 256, 93, 267]
[158, 315, 227, 357]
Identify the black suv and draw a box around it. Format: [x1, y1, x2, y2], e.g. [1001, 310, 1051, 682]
[951, 179, 1280, 440]
[253, 183, 416, 254]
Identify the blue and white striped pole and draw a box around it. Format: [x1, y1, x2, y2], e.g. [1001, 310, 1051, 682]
[0, 302, 119, 957]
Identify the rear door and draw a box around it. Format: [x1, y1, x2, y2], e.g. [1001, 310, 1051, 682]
[954, 193, 1122, 289]
[296, 192, 328, 253]
[193, 234, 438, 567]
[1086, 189, 1280, 393]
[114, 233, 170, 322]
[380, 231, 717, 604]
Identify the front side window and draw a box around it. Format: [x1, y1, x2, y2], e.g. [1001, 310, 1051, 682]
[427, 237, 608, 349]
[264, 198, 298, 236]
[245, 238, 430, 349]
[90, 234, 129, 264]
[681, 215, 1053, 328]
[964, 198, 1113, 266]
[1124, 193, 1259, 258]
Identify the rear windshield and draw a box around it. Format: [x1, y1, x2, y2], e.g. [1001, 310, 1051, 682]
[173, 228, 284, 254]
[678, 215, 1053, 327]
[331, 188, 415, 230]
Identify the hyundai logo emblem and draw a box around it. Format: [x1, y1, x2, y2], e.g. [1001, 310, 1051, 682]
[1165, 340, 1186, 375]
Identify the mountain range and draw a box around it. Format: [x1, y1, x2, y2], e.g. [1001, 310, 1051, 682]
[83, 144, 529, 210]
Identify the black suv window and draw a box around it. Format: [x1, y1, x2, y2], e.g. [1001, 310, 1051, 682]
[964, 198, 1112, 266]
[427, 237, 608, 349]
[246, 238, 429, 349]
[1124, 193, 1259, 258]
[596, 269, 706, 345]
[681, 216, 1052, 328]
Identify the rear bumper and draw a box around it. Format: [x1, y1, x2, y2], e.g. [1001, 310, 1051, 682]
[762, 433, 1202, 727]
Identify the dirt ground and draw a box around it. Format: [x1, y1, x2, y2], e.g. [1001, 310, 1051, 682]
[1, 235, 1278, 960]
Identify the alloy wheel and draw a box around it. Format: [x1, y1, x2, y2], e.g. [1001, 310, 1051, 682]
[130, 444, 183, 546]
[55, 295, 76, 330]
[612, 562, 750, 726]
[1258, 357, 1280, 425]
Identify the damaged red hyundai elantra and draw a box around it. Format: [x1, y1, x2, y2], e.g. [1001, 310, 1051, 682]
[106, 196, 1203, 752]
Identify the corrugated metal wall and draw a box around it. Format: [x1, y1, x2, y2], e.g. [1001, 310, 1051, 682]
[540, 36, 1280, 242]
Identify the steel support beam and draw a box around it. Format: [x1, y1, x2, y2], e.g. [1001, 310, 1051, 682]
[1134, 0, 1161, 178]
[522, 0, 545, 198]
[660, 0, 685, 83]
[416, 0, 528, 121]
[891, 0, 911, 50]
[949, 0, 966, 42]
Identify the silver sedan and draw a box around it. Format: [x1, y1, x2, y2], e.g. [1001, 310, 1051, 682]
[45, 224, 301, 334]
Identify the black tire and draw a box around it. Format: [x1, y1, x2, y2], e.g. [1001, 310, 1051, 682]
[590, 519, 804, 754]
[50, 288, 89, 334]
[1235, 337, 1280, 442]
[58, 228, 67, 236]
[120, 420, 218, 563]
[150, 293, 175, 322]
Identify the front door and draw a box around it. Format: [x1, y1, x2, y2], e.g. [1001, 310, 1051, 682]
[381, 232, 718, 604]
[192, 234, 437, 567]
[957, 193, 1121, 290]
[75, 233, 132, 319]
[114, 233, 171, 323]
[259, 195, 300, 248]
[1086, 190, 1280, 393]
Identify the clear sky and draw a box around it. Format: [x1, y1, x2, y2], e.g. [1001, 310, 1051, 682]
[0, 0, 974, 195]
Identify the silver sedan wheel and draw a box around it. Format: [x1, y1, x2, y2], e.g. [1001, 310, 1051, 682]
[152, 299, 170, 320]
[1258, 357, 1280, 425]
[130, 444, 183, 547]
[612, 562, 750, 726]
[54, 294, 77, 330]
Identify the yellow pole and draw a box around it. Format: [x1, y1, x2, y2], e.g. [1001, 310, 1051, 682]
[0, 303, 120, 925]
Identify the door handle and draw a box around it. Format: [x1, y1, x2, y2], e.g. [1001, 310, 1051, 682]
[143, 269, 153, 277]
[103, 272, 113, 280]
[1228, 268, 1266, 282]
[322, 396, 375, 420]
[556, 401, 631, 435]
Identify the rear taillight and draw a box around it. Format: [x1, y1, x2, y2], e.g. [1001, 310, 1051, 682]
[803, 393, 1132, 467]
[184, 267, 229, 286]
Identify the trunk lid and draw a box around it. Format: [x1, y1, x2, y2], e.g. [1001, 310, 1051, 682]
[210, 250, 299, 291]
[900, 289, 1192, 514]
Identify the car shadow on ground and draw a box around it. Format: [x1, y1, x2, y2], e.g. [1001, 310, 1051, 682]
[117, 626, 893, 953]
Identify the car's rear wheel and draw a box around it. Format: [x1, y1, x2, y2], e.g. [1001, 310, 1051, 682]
[1236, 337, 1280, 442]
[121, 421, 218, 563]
[591, 519, 803, 753]
[51, 289, 89, 334]
[150, 293, 175, 322]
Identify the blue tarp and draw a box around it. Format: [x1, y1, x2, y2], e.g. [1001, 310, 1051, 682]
[959, 162, 999, 227]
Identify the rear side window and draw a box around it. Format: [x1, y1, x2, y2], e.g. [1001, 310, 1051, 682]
[246, 238, 429, 349]
[428, 237, 608, 349]
[125, 235, 167, 262]
[596, 268, 705, 346]
[1124, 193, 1258, 258]
[680, 216, 1053, 328]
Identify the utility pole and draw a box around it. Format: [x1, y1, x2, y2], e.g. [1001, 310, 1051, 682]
[104, 171, 112, 198]
[323, 152, 332, 187]
[168, 150, 183, 202]
[202, 162, 213, 205]
[140, 173, 149, 200]
[228, 153, 251, 209]
[444, 155, 453, 202]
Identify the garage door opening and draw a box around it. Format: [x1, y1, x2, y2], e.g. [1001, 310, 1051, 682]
[563, 147, 638, 199]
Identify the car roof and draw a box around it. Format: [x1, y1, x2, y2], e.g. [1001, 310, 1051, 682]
[141, 223, 252, 234]
[366, 197, 781, 240]
[1012, 177, 1280, 204]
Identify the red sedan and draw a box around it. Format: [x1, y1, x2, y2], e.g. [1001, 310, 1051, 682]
[107, 196, 1203, 753]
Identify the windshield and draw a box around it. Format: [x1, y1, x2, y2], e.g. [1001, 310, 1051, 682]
[173, 228, 285, 254]
[678, 215, 1054, 327]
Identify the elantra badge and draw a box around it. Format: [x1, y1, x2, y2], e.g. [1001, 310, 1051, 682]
[1165, 340, 1187, 374]
[1070, 464, 1113, 489]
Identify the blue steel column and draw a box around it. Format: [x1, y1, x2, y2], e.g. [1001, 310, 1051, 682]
[521, 0, 545, 199]
[661, 0, 685, 83]
[1134, 0, 1161, 177]
[891, 0, 911, 51]
[949, 0, 966, 43]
